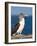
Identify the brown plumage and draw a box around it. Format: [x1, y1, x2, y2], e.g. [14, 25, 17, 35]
[11, 23, 20, 36]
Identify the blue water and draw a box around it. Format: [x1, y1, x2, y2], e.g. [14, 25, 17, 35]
[11, 15, 32, 35]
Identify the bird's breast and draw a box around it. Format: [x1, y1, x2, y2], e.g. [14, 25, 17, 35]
[17, 18, 25, 33]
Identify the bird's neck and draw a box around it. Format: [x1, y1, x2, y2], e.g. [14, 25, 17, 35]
[19, 18, 25, 24]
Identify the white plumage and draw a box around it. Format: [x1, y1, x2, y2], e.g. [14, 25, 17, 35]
[16, 17, 25, 34]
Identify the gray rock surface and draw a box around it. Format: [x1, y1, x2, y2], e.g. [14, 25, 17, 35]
[11, 34, 32, 39]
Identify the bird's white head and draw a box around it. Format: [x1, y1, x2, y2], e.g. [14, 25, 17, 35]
[18, 13, 24, 20]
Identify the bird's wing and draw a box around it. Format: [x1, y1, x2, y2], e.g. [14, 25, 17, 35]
[15, 23, 20, 29]
[11, 23, 20, 35]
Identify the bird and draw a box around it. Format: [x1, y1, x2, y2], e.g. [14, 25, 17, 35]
[11, 13, 25, 36]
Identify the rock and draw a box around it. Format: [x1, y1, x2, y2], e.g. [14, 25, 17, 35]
[11, 34, 32, 39]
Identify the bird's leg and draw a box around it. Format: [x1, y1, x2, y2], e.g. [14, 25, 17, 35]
[16, 32, 20, 35]
[15, 32, 18, 35]
[15, 32, 22, 35]
[16, 32, 21, 35]
[19, 32, 21, 35]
